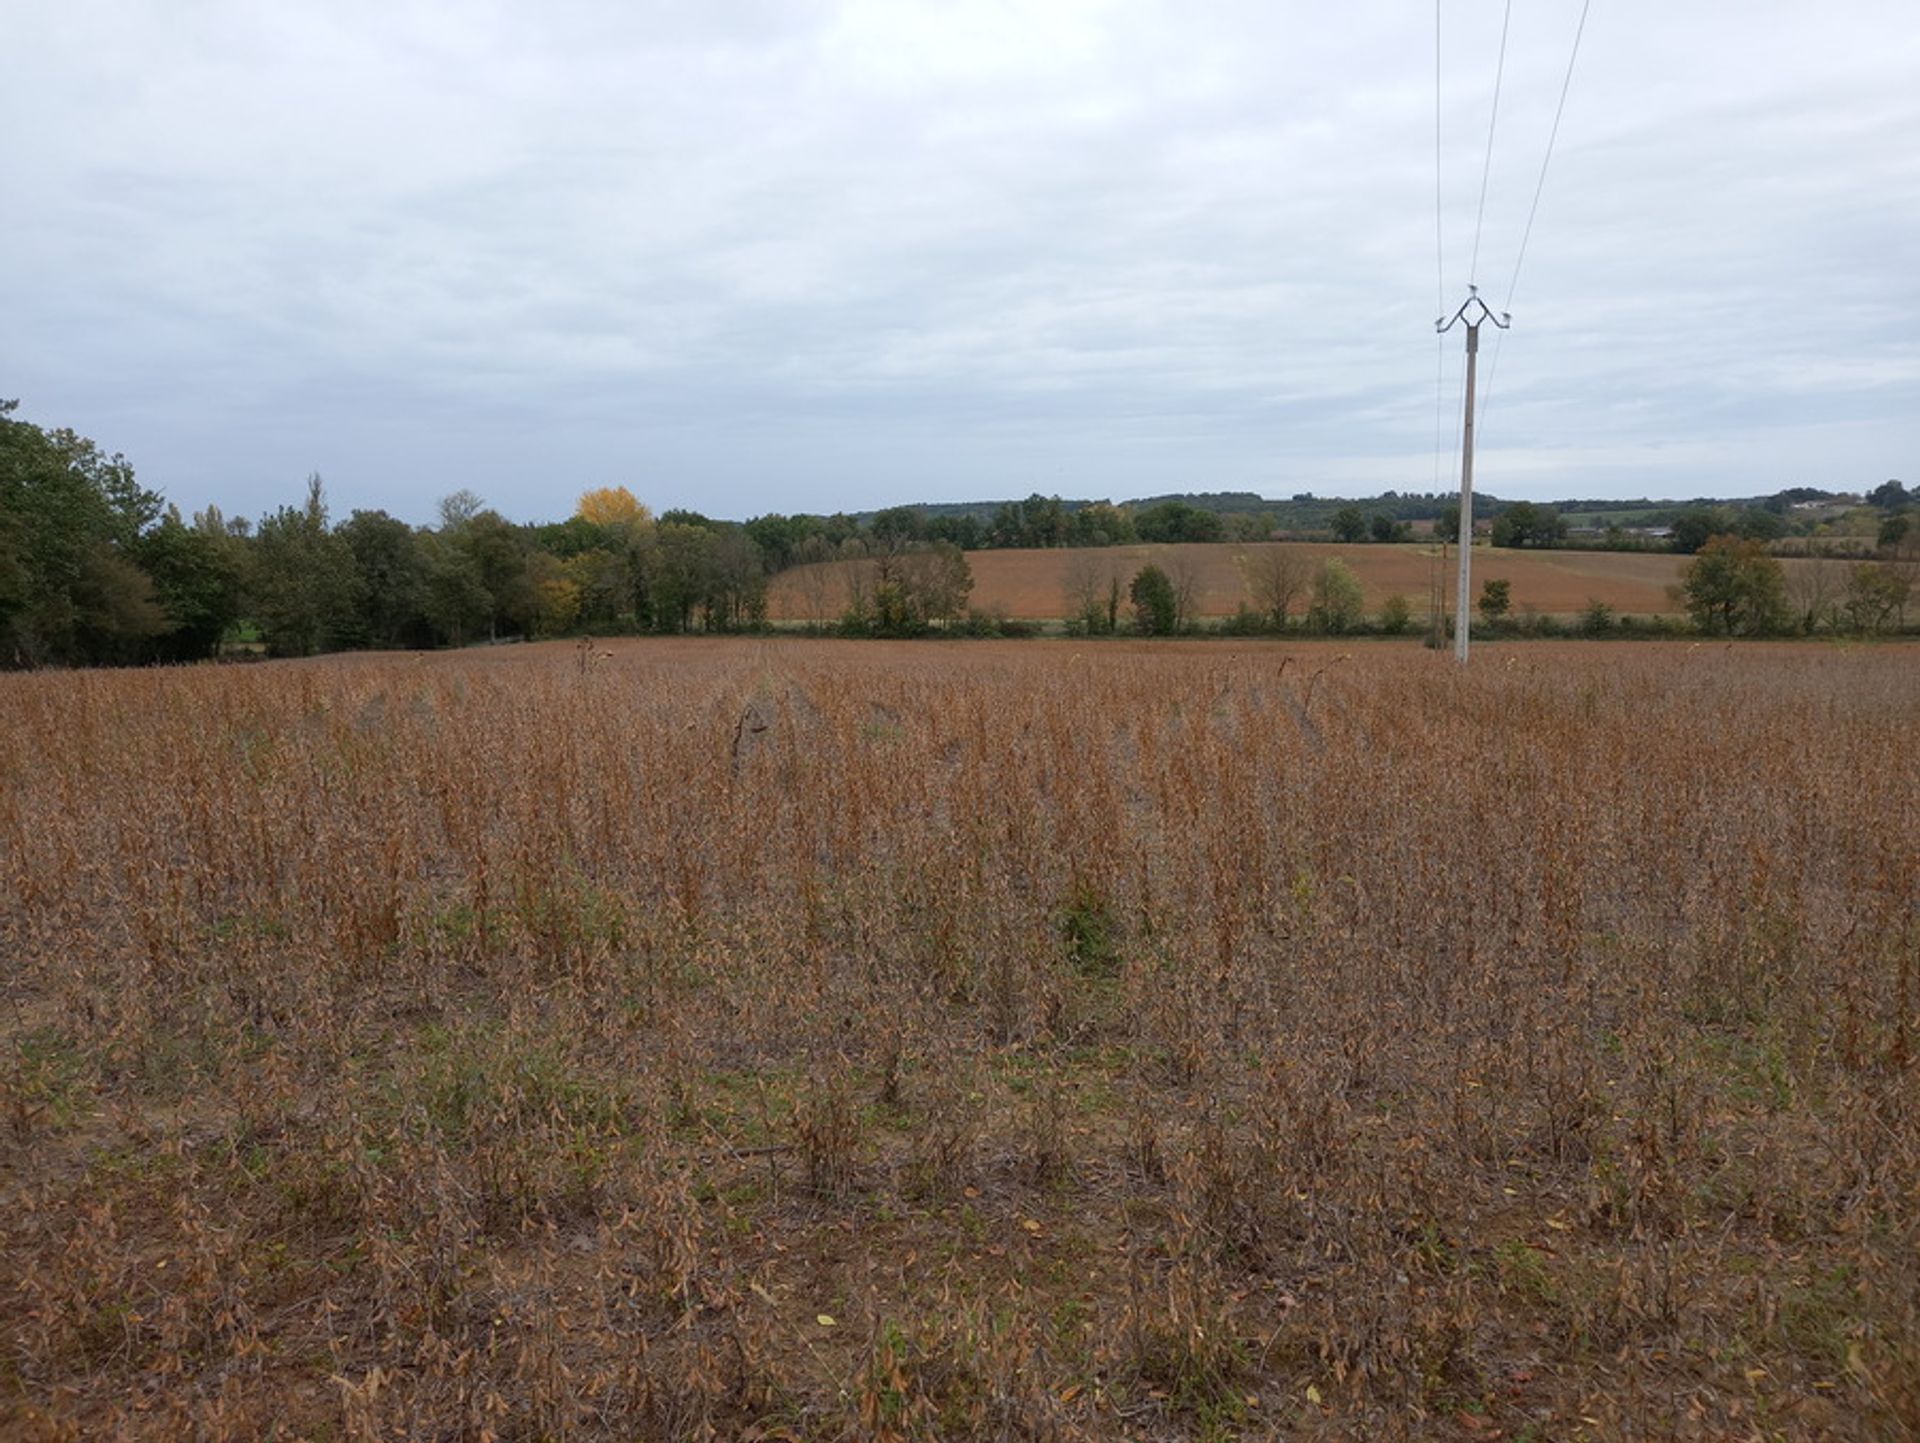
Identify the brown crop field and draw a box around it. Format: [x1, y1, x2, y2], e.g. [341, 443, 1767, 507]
[766, 543, 1845, 623]
[3, 639, 1917, 1440]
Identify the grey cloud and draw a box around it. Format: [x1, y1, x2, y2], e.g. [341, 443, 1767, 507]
[2, 0, 1914, 522]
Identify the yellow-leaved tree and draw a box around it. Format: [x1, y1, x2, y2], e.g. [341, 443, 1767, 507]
[576, 486, 652, 530]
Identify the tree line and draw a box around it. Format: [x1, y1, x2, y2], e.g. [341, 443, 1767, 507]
[4, 398, 1911, 666]
[1, 401, 773, 664]
[1, 401, 1009, 663]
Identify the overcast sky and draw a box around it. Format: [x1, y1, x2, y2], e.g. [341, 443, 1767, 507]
[5, 1, 1915, 524]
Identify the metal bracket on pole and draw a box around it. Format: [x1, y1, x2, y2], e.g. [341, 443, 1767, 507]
[1435, 286, 1511, 663]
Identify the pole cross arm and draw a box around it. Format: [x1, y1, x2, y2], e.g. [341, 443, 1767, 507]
[1436, 286, 1512, 335]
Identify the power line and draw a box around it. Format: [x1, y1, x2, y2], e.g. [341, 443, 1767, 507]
[1434, 0, 1446, 317]
[1433, 0, 1447, 496]
[1477, 323, 1510, 442]
[1501, 0, 1593, 313]
[1477, 0, 1595, 443]
[1468, 0, 1514, 286]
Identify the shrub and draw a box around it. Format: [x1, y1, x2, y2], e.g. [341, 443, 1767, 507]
[1220, 604, 1273, 637]
[1680, 536, 1789, 635]
[1479, 578, 1512, 623]
[1307, 559, 1365, 633]
[959, 604, 1012, 638]
[1129, 566, 1178, 635]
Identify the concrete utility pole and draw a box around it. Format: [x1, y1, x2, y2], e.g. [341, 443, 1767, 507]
[1436, 287, 1510, 663]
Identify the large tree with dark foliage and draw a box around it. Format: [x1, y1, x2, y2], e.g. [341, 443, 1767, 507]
[1491, 502, 1568, 548]
[249, 474, 360, 657]
[0, 400, 172, 666]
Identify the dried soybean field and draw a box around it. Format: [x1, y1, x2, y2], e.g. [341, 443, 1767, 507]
[2, 638, 1917, 1441]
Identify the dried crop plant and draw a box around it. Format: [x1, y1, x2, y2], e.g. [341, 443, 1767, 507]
[0, 636, 1915, 1440]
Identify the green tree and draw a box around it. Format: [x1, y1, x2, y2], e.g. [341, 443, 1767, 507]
[0, 400, 167, 665]
[1070, 501, 1136, 547]
[990, 494, 1071, 548]
[249, 474, 359, 657]
[419, 531, 491, 646]
[869, 506, 926, 547]
[1491, 502, 1567, 549]
[1670, 509, 1721, 555]
[649, 521, 720, 632]
[1331, 506, 1368, 544]
[44, 421, 161, 549]
[1733, 508, 1786, 543]
[848, 543, 972, 637]
[523, 551, 581, 637]
[533, 514, 614, 561]
[136, 506, 245, 660]
[926, 513, 984, 550]
[457, 511, 536, 640]
[70, 546, 169, 662]
[1308, 558, 1365, 633]
[743, 512, 823, 572]
[564, 547, 634, 630]
[1680, 536, 1788, 635]
[1378, 594, 1412, 634]
[1370, 513, 1410, 543]
[895, 542, 972, 629]
[1842, 563, 1910, 634]
[1135, 500, 1222, 544]
[705, 528, 767, 631]
[1222, 510, 1277, 543]
[1479, 577, 1512, 623]
[1129, 565, 1178, 635]
[338, 510, 429, 649]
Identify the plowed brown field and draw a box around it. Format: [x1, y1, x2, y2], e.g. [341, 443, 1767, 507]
[766, 541, 1838, 622]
